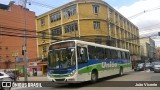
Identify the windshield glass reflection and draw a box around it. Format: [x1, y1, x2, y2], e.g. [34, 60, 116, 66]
[48, 48, 76, 69]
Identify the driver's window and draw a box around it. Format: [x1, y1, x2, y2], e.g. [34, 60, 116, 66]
[77, 46, 88, 63]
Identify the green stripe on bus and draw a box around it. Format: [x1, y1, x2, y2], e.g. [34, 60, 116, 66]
[78, 63, 131, 74]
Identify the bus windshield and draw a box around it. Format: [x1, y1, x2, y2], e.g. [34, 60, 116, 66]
[48, 48, 76, 69]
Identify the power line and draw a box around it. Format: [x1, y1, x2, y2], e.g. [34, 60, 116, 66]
[0, 25, 36, 33]
[19, 0, 55, 9]
[0, 26, 141, 42]
[29, 0, 55, 9]
[1, 30, 34, 36]
[128, 6, 160, 19]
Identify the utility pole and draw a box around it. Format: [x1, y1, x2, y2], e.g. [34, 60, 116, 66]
[23, 0, 28, 81]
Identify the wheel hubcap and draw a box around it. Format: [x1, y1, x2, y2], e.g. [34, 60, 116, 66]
[120, 69, 123, 75]
[92, 73, 96, 81]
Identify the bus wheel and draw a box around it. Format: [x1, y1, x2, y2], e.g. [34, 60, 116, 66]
[91, 70, 98, 83]
[119, 67, 123, 76]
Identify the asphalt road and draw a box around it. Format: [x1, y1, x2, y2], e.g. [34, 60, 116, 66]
[12, 70, 160, 90]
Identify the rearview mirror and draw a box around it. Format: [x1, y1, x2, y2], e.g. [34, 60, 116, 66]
[80, 48, 84, 54]
[71, 49, 74, 52]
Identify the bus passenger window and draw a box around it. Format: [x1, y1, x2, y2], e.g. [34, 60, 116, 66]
[77, 47, 88, 63]
[125, 52, 129, 60]
[88, 46, 96, 60]
[96, 47, 104, 60]
[118, 51, 121, 59]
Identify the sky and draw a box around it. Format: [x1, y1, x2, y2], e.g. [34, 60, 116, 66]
[1, 0, 160, 46]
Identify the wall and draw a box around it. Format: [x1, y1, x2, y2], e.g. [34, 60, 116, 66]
[0, 4, 37, 69]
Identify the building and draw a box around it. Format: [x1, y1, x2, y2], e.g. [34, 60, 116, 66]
[140, 37, 156, 61]
[36, 0, 140, 72]
[155, 47, 160, 60]
[0, 2, 37, 76]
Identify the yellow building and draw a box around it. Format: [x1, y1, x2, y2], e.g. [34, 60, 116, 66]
[36, 0, 140, 69]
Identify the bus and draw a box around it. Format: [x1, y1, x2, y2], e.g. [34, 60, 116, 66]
[47, 40, 131, 83]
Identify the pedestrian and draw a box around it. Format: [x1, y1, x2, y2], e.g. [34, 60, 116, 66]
[4, 69, 6, 73]
[16, 71, 19, 80]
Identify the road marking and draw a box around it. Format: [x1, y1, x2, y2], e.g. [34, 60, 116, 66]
[146, 69, 150, 72]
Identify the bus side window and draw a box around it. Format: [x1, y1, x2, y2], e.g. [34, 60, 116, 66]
[112, 50, 118, 59]
[88, 45, 96, 60]
[121, 51, 125, 59]
[125, 52, 129, 60]
[105, 49, 111, 59]
[110, 50, 115, 59]
[96, 47, 104, 60]
[104, 49, 108, 60]
[77, 46, 88, 63]
[118, 51, 121, 59]
[115, 50, 118, 59]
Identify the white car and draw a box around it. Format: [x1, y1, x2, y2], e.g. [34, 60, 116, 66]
[153, 62, 160, 73]
[0, 72, 12, 90]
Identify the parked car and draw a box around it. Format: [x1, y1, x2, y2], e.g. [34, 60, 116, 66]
[5, 71, 17, 81]
[0, 72, 12, 90]
[134, 63, 145, 71]
[150, 62, 158, 71]
[153, 62, 160, 73]
[145, 62, 152, 70]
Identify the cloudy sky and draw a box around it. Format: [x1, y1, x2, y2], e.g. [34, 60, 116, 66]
[1, 0, 160, 46]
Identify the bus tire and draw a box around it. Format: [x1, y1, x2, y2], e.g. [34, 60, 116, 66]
[119, 67, 123, 76]
[91, 70, 98, 83]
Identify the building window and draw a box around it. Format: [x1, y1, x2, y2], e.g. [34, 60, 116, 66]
[51, 27, 62, 36]
[5, 47, 8, 50]
[93, 4, 99, 14]
[63, 5, 76, 18]
[41, 18, 45, 25]
[109, 8, 113, 18]
[95, 38, 102, 44]
[50, 12, 61, 23]
[64, 23, 78, 33]
[93, 21, 100, 29]
[42, 45, 47, 52]
[115, 13, 118, 23]
[42, 32, 46, 39]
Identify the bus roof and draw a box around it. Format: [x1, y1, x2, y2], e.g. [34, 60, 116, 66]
[51, 40, 129, 52]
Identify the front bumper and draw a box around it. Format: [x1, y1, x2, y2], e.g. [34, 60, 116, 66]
[47, 73, 78, 83]
[52, 76, 77, 83]
[154, 68, 160, 72]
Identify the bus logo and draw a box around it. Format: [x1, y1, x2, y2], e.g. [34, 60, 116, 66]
[102, 62, 117, 68]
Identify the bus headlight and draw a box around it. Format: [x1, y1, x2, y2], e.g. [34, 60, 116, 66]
[69, 71, 76, 77]
[47, 72, 51, 76]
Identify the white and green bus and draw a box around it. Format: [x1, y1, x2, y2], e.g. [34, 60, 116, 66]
[47, 40, 131, 83]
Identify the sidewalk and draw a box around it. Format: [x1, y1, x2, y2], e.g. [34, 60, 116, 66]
[17, 76, 49, 81]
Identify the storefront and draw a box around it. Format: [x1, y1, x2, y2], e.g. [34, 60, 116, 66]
[37, 62, 47, 75]
[29, 62, 42, 76]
